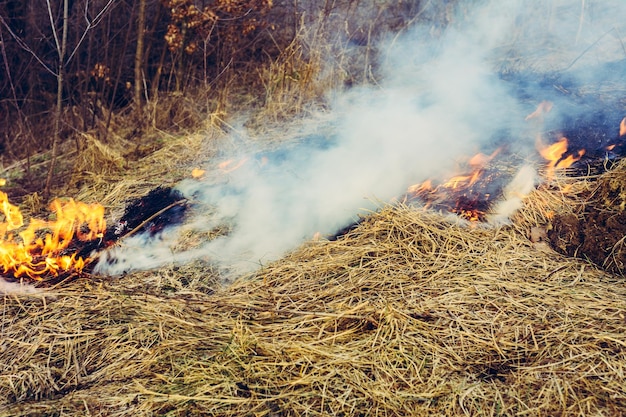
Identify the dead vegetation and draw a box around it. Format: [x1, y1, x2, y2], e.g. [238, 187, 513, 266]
[1, 182, 626, 415]
[1, 1, 626, 416]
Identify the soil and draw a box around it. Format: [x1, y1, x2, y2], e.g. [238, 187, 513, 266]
[548, 164, 626, 275]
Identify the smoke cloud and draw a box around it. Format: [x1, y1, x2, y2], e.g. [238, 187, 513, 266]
[0, 278, 41, 295]
[95, 0, 626, 278]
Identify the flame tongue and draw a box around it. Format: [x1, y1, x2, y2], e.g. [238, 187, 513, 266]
[537, 135, 585, 178]
[407, 105, 624, 222]
[407, 148, 505, 221]
[0, 185, 106, 280]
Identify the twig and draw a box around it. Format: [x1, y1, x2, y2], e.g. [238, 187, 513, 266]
[0, 150, 78, 177]
[575, 0, 585, 45]
[120, 198, 188, 240]
[561, 27, 616, 73]
[85, 198, 188, 268]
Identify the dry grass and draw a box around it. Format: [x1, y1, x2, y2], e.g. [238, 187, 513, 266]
[64, 128, 219, 220]
[2, 107, 626, 416]
[1, 172, 626, 415]
[2, 2, 626, 415]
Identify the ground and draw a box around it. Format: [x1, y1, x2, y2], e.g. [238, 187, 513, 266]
[548, 163, 626, 276]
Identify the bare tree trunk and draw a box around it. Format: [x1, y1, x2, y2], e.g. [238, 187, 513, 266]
[44, 0, 69, 199]
[104, 2, 135, 142]
[151, 46, 167, 102]
[134, 0, 146, 113]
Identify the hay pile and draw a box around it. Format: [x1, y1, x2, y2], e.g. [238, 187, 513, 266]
[2, 163, 626, 415]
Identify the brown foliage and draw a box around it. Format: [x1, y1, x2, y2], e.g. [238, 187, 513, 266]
[162, 0, 272, 57]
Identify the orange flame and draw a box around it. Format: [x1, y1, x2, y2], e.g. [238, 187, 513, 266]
[441, 171, 481, 189]
[468, 148, 500, 167]
[218, 157, 249, 173]
[525, 100, 553, 121]
[410, 149, 500, 194]
[407, 179, 433, 195]
[406, 149, 503, 221]
[191, 168, 206, 179]
[406, 102, 618, 221]
[0, 185, 106, 280]
[537, 137, 585, 177]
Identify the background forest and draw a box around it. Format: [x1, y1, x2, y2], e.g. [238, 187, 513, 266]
[0, 0, 448, 200]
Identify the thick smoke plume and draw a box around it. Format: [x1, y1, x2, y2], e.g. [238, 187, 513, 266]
[95, 0, 626, 278]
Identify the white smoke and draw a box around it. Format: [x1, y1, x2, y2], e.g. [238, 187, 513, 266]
[95, 0, 626, 278]
[0, 278, 42, 295]
[487, 165, 538, 225]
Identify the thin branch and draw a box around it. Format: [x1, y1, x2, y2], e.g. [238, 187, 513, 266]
[66, 0, 118, 65]
[561, 27, 616, 72]
[0, 15, 56, 76]
[117, 199, 188, 242]
[45, 0, 61, 59]
[0, 26, 20, 112]
[612, 27, 626, 58]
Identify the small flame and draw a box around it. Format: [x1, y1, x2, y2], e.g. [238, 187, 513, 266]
[191, 168, 206, 179]
[538, 138, 568, 164]
[455, 208, 482, 222]
[218, 157, 249, 173]
[0, 184, 106, 280]
[407, 179, 433, 195]
[537, 136, 585, 177]
[525, 100, 553, 121]
[441, 172, 480, 189]
[407, 149, 503, 221]
[414, 149, 500, 192]
[406, 101, 617, 222]
[468, 148, 500, 167]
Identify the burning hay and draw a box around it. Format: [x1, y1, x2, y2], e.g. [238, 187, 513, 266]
[0, 183, 106, 283]
[1, 194, 626, 415]
[2, 1, 626, 415]
[3, 71, 626, 417]
[0, 183, 188, 288]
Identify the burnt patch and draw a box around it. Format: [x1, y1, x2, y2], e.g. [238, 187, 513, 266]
[106, 186, 188, 242]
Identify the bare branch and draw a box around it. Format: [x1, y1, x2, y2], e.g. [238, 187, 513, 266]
[0, 26, 19, 110]
[0, 15, 56, 76]
[45, 0, 61, 58]
[67, 0, 119, 64]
